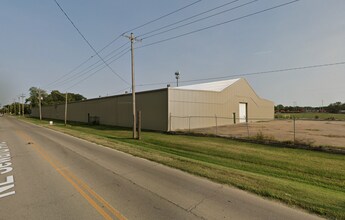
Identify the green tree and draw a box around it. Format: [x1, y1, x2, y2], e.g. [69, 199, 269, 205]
[326, 102, 343, 113]
[275, 104, 284, 112]
[26, 87, 86, 107]
[26, 87, 48, 107]
[70, 93, 86, 102]
[46, 90, 65, 105]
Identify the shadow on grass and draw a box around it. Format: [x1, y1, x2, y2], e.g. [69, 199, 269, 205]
[101, 135, 133, 141]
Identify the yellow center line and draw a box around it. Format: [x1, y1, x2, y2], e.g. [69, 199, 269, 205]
[16, 130, 127, 220]
[63, 169, 127, 220]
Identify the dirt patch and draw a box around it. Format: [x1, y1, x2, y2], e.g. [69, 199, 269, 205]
[193, 120, 345, 148]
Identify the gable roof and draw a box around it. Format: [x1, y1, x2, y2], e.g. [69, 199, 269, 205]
[173, 78, 240, 92]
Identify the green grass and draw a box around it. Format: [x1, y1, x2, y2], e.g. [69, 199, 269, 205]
[276, 112, 345, 120]
[20, 117, 345, 219]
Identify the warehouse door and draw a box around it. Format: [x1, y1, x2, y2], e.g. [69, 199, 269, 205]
[239, 103, 247, 123]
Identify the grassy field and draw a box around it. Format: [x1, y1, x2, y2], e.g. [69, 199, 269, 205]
[276, 112, 345, 120]
[20, 117, 345, 219]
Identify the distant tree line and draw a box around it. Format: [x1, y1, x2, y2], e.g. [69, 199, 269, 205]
[1, 87, 86, 115]
[26, 87, 86, 108]
[275, 102, 345, 113]
[326, 102, 345, 113]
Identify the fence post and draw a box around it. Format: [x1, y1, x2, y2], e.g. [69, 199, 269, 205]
[293, 116, 296, 145]
[215, 115, 218, 135]
[233, 112, 236, 124]
[246, 121, 250, 138]
[189, 116, 191, 133]
[137, 111, 141, 140]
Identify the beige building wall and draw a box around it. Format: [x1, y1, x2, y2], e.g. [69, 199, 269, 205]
[31, 89, 168, 131]
[31, 79, 273, 132]
[168, 78, 274, 131]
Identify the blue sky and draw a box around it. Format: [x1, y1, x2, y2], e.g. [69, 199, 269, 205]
[1, 0, 344, 107]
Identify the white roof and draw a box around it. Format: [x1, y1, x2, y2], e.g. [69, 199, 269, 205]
[174, 78, 240, 92]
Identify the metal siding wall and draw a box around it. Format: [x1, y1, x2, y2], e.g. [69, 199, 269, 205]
[136, 90, 168, 131]
[169, 78, 274, 130]
[30, 89, 168, 131]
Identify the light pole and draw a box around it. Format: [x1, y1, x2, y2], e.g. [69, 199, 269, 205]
[175, 71, 180, 87]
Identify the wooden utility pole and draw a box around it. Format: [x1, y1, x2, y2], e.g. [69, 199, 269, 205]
[131, 33, 137, 139]
[65, 92, 68, 126]
[20, 93, 25, 116]
[13, 99, 16, 115]
[38, 89, 42, 120]
[124, 33, 141, 139]
[18, 97, 21, 116]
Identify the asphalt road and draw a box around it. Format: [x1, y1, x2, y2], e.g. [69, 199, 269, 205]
[0, 116, 323, 220]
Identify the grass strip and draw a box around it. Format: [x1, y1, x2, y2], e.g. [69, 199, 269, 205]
[20, 117, 345, 219]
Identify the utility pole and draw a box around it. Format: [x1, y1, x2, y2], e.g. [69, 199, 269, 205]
[20, 93, 25, 116]
[124, 33, 141, 139]
[13, 99, 16, 115]
[38, 89, 42, 120]
[65, 92, 68, 126]
[18, 97, 21, 116]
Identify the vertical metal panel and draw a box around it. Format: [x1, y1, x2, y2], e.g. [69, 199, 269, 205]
[169, 78, 274, 130]
[30, 89, 168, 131]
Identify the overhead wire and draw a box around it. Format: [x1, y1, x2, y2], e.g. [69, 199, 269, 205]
[53, 0, 130, 85]
[45, 0, 202, 90]
[136, 61, 345, 87]
[65, 49, 130, 91]
[57, 0, 255, 90]
[47, 42, 129, 89]
[138, 0, 300, 49]
[141, 0, 259, 40]
[123, 0, 202, 34]
[52, 46, 131, 89]
[44, 56, 94, 88]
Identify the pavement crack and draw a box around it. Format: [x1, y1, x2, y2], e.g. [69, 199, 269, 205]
[188, 197, 205, 213]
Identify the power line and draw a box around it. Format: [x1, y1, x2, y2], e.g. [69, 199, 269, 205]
[124, 0, 202, 34]
[53, 0, 130, 85]
[143, 0, 258, 40]
[65, 49, 130, 91]
[47, 42, 129, 88]
[138, 0, 240, 37]
[57, 48, 130, 90]
[47, 43, 130, 89]
[45, 0, 202, 89]
[136, 61, 345, 87]
[141, 0, 258, 39]
[138, 0, 300, 49]
[44, 55, 94, 88]
[52, 47, 130, 89]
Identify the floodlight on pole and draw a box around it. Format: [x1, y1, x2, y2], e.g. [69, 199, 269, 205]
[175, 71, 180, 87]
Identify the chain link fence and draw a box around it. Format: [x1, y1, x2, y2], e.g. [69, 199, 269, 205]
[170, 115, 345, 149]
